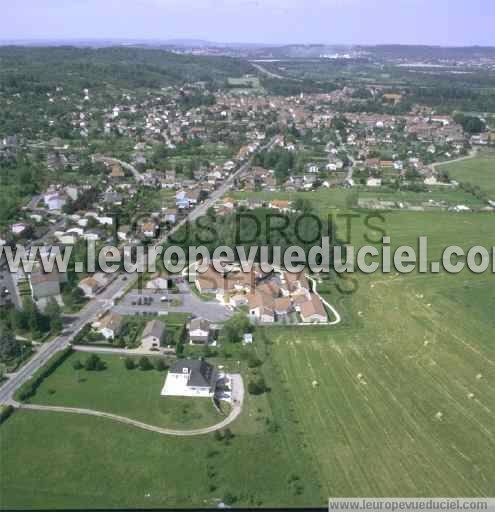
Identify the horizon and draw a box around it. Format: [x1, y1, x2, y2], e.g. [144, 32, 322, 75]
[2, 0, 494, 47]
[0, 38, 495, 49]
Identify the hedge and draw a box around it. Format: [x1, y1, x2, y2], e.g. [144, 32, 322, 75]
[15, 346, 73, 402]
[0, 405, 14, 425]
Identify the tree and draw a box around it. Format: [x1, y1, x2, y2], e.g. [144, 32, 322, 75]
[153, 358, 167, 372]
[223, 428, 234, 443]
[84, 354, 105, 371]
[454, 113, 485, 134]
[124, 358, 136, 370]
[45, 298, 63, 333]
[247, 353, 262, 369]
[293, 197, 313, 213]
[0, 324, 21, 362]
[248, 377, 267, 395]
[220, 313, 250, 344]
[138, 356, 152, 371]
[72, 359, 83, 370]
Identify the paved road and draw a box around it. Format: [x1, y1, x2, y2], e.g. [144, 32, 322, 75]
[72, 345, 171, 356]
[250, 62, 302, 82]
[0, 137, 276, 406]
[0, 266, 21, 309]
[0, 274, 128, 405]
[12, 374, 244, 437]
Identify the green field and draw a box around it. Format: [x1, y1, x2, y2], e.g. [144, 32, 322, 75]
[231, 186, 485, 213]
[231, 189, 353, 212]
[23, 352, 227, 430]
[263, 268, 495, 497]
[442, 153, 495, 198]
[2, 209, 495, 507]
[0, 354, 322, 509]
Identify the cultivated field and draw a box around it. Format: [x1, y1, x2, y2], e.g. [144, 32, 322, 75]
[261, 209, 495, 497]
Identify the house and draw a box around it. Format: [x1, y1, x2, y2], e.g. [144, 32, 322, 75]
[78, 273, 108, 298]
[78, 277, 100, 298]
[29, 272, 61, 300]
[146, 275, 169, 291]
[366, 177, 382, 187]
[243, 333, 253, 344]
[44, 192, 66, 211]
[11, 223, 27, 236]
[274, 297, 292, 318]
[141, 221, 157, 239]
[110, 163, 125, 178]
[248, 292, 275, 324]
[176, 190, 190, 209]
[161, 359, 217, 397]
[164, 208, 177, 224]
[188, 318, 211, 345]
[269, 200, 291, 212]
[424, 174, 438, 186]
[300, 295, 327, 324]
[141, 319, 166, 350]
[95, 312, 124, 340]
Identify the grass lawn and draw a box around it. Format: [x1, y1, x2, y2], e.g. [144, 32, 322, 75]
[24, 352, 226, 431]
[0, 348, 322, 509]
[442, 152, 495, 198]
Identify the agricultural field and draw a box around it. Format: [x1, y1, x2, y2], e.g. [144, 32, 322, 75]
[263, 264, 495, 496]
[276, 209, 495, 496]
[442, 152, 495, 198]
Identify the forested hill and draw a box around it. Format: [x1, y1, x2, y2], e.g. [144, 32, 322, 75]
[0, 46, 255, 92]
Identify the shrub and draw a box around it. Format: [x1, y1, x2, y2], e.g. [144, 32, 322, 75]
[248, 376, 267, 396]
[84, 354, 105, 371]
[138, 356, 152, 371]
[124, 358, 136, 370]
[72, 360, 83, 370]
[0, 405, 14, 425]
[153, 358, 167, 372]
[247, 354, 262, 368]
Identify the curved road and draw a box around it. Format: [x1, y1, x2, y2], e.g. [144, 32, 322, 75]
[12, 374, 244, 437]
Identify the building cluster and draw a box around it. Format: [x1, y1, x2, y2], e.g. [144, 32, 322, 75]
[195, 263, 327, 324]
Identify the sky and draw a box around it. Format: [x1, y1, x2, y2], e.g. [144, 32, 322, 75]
[1, 0, 494, 46]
